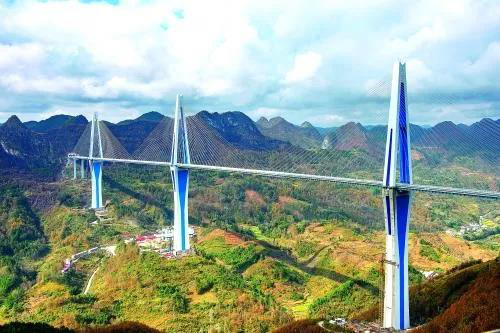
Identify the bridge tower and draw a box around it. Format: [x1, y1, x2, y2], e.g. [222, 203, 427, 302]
[81, 159, 85, 179]
[73, 159, 77, 179]
[383, 62, 412, 330]
[170, 95, 191, 252]
[89, 112, 104, 209]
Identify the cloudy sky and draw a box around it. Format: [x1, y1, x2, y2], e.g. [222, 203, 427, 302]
[0, 0, 499, 125]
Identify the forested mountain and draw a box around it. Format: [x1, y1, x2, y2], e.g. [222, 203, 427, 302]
[197, 111, 288, 150]
[256, 116, 323, 149]
[0, 116, 80, 175]
[25, 115, 87, 133]
[0, 110, 498, 332]
[0, 184, 48, 316]
[116, 111, 165, 126]
[0, 110, 496, 179]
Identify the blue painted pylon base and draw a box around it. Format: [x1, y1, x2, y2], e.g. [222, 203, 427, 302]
[170, 166, 189, 252]
[91, 161, 103, 209]
[383, 189, 411, 329]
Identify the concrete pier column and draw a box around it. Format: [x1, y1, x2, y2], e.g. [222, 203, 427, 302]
[90, 161, 103, 209]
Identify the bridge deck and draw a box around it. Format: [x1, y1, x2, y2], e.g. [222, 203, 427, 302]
[69, 155, 500, 199]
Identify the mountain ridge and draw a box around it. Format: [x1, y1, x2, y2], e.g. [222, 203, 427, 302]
[1, 111, 499, 178]
[24, 115, 87, 133]
[197, 111, 289, 150]
[256, 116, 323, 149]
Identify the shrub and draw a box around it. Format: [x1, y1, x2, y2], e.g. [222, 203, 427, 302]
[419, 239, 440, 262]
[446, 259, 482, 275]
[75, 308, 115, 326]
[248, 280, 274, 308]
[290, 291, 304, 301]
[409, 264, 424, 285]
[0, 322, 74, 332]
[295, 241, 316, 258]
[56, 269, 85, 295]
[214, 267, 245, 290]
[195, 274, 215, 294]
[0, 275, 16, 297]
[156, 283, 180, 297]
[2, 288, 24, 313]
[308, 280, 355, 316]
[296, 222, 307, 234]
[272, 319, 353, 333]
[220, 244, 262, 271]
[81, 321, 161, 333]
[57, 190, 84, 207]
[272, 262, 304, 284]
[70, 294, 97, 305]
[156, 283, 189, 313]
[171, 292, 189, 313]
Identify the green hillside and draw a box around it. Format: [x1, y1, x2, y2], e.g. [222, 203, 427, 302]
[0, 184, 48, 318]
[0, 162, 498, 332]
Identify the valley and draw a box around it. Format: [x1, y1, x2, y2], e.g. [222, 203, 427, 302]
[1, 163, 498, 332]
[0, 112, 499, 332]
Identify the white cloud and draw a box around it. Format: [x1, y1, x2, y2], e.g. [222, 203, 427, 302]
[405, 58, 433, 92]
[0, 0, 499, 124]
[309, 114, 345, 126]
[464, 41, 500, 83]
[284, 52, 322, 84]
[0, 43, 45, 70]
[0, 74, 81, 94]
[42, 103, 143, 124]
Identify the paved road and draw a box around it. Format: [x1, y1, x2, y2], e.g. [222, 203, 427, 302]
[84, 267, 99, 294]
[82, 244, 116, 295]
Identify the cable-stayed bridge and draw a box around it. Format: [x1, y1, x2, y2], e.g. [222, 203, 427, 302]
[68, 62, 499, 330]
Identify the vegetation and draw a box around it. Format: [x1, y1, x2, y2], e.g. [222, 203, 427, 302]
[419, 239, 440, 262]
[0, 321, 161, 333]
[0, 185, 48, 317]
[195, 274, 215, 294]
[308, 280, 377, 319]
[195, 234, 265, 271]
[0, 158, 498, 332]
[272, 319, 352, 333]
[0, 322, 74, 333]
[356, 257, 500, 333]
[413, 258, 500, 333]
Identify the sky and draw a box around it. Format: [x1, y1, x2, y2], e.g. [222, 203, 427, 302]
[0, 0, 500, 126]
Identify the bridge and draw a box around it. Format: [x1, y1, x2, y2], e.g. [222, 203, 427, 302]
[68, 62, 499, 331]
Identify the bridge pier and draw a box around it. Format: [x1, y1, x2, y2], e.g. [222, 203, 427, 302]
[91, 161, 103, 209]
[383, 62, 412, 330]
[171, 166, 190, 252]
[81, 159, 85, 179]
[73, 159, 77, 179]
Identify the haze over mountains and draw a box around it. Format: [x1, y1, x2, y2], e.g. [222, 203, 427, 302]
[0, 110, 499, 178]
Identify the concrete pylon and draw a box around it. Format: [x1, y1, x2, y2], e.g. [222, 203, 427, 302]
[382, 62, 412, 330]
[170, 95, 191, 252]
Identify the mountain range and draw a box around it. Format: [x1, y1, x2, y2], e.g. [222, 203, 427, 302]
[0, 111, 498, 178]
[256, 116, 322, 149]
[0, 115, 86, 173]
